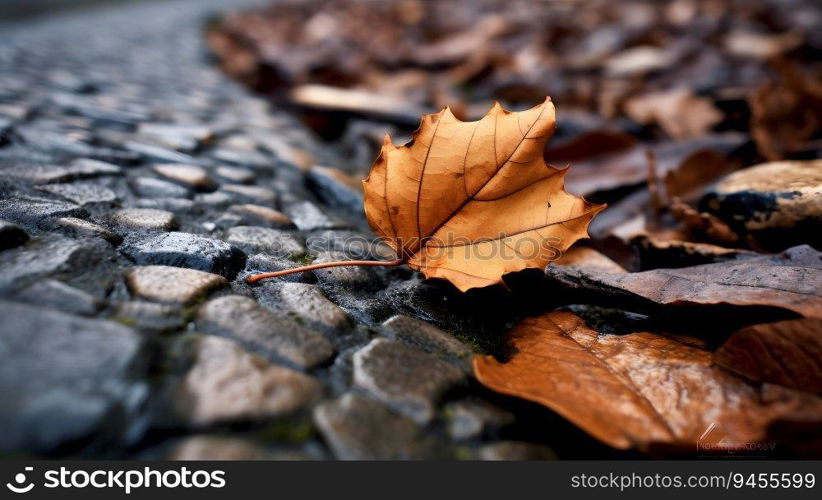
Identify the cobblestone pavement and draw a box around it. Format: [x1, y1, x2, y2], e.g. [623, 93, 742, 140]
[0, 0, 602, 459]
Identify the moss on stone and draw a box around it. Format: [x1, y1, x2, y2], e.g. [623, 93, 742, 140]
[256, 416, 315, 444]
[289, 253, 315, 266]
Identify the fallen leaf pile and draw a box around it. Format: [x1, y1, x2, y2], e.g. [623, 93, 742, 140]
[217, 0, 822, 458]
[209, 0, 821, 255]
[208, 0, 822, 166]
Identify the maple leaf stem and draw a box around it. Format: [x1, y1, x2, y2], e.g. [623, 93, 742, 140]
[245, 258, 406, 284]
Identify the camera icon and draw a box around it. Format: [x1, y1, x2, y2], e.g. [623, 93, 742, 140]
[6, 467, 34, 494]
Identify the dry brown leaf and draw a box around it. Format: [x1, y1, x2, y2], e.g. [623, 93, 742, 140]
[669, 197, 740, 245]
[724, 30, 803, 59]
[715, 318, 822, 394]
[552, 246, 627, 274]
[410, 15, 509, 67]
[545, 130, 636, 163]
[565, 133, 746, 197]
[663, 150, 741, 203]
[624, 88, 723, 140]
[474, 311, 822, 450]
[544, 245, 822, 318]
[750, 62, 822, 161]
[632, 233, 755, 269]
[290, 85, 425, 126]
[363, 98, 604, 291]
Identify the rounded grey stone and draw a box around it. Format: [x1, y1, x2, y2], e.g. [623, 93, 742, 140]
[126, 265, 228, 304]
[196, 295, 334, 369]
[214, 166, 255, 184]
[261, 282, 352, 331]
[314, 393, 442, 460]
[194, 190, 235, 208]
[112, 208, 178, 231]
[225, 225, 306, 258]
[130, 176, 190, 198]
[381, 315, 473, 361]
[225, 204, 295, 229]
[284, 201, 344, 230]
[176, 336, 322, 426]
[55, 217, 121, 244]
[15, 279, 101, 316]
[221, 184, 277, 205]
[0, 300, 147, 453]
[153, 164, 216, 190]
[445, 400, 515, 441]
[0, 197, 87, 230]
[120, 232, 245, 277]
[306, 165, 363, 213]
[0, 238, 110, 290]
[352, 338, 465, 424]
[129, 197, 196, 213]
[9, 159, 122, 184]
[138, 123, 213, 152]
[113, 301, 187, 333]
[37, 181, 118, 205]
[311, 251, 383, 291]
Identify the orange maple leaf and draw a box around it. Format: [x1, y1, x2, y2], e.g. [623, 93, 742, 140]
[248, 98, 604, 291]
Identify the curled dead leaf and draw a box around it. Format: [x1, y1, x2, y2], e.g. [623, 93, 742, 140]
[247, 99, 604, 290]
[363, 98, 605, 291]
